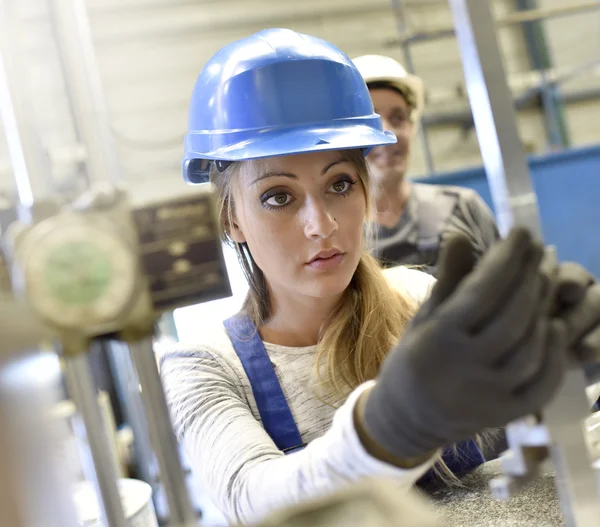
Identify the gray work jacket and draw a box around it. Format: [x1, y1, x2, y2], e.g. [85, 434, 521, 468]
[372, 182, 500, 275]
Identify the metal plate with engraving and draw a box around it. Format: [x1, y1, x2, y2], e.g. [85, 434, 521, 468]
[133, 190, 231, 312]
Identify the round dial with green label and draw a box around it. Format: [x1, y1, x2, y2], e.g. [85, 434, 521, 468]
[45, 241, 114, 305]
[24, 222, 138, 329]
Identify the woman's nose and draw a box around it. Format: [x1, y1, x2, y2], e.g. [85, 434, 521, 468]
[303, 201, 338, 240]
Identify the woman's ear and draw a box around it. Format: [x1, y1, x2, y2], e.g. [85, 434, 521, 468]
[227, 213, 246, 243]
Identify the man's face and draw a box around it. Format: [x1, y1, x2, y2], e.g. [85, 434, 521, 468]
[367, 87, 415, 186]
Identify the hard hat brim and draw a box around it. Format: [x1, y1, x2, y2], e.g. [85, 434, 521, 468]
[184, 122, 397, 163]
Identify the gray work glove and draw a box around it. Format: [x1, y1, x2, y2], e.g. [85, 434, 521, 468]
[549, 262, 600, 361]
[363, 228, 569, 460]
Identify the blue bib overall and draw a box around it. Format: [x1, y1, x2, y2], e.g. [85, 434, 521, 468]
[223, 312, 485, 481]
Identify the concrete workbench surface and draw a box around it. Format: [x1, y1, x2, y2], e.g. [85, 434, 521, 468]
[420, 459, 563, 526]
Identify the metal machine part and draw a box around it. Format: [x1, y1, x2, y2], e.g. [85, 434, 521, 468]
[11, 214, 139, 331]
[63, 353, 129, 527]
[0, 2, 53, 214]
[449, 0, 600, 525]
[48, 0, 123, 189]
[128, 338, 197, 526]
[2, 189, 153, 340]
[131, 187, 232, 315]
[543, 369, 600, 525]
[105, 340, 160, 494]
[448, 0, 543, 239]
[0, 2, 229, 526]
[0, 186, 226, 527]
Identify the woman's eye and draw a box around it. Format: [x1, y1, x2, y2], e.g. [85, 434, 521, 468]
[264, 193, 292, 207]
[330, 180, 350, 193]
[329, 178, 356, 195]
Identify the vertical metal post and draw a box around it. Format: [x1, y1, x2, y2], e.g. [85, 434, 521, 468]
[449, 1, 600, 524]
[128, 338, 197, 527]
[0, 1, 53, 215]
[391, 0, 435, 175]
[106, 340, 160, 495]
[63, 353, 129, 527]
[47, 0, 122, 187]
[542, 369, 600, 526]
[448, 0, 543, 237]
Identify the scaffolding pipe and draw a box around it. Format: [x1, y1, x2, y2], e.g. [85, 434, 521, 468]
[0, 0, 54, 212]
[388, 1, 600, 45]
[391, 0, 436, 175]
[47, 0, 123, 187]
[422, 86, 600, 128]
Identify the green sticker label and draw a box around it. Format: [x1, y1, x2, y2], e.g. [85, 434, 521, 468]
[45, 242, 113, 305]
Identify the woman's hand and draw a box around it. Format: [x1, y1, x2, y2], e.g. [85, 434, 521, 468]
[359, 228, 572, 461]
[551, 262, 600, 361]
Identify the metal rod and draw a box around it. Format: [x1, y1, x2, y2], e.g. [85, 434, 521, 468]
[0, 0, 53, 212]
[516, 0, 569, 150]
[422, 85, 600, 129]
[63, 353, 129, 527]
[542, 369, 600, 526]
[106, 340, 160, 495]
[47, 0, 123, 187]
[128, 337, 197, 527]
[388, 1, 600, 46]
[391, 0, 435, 175]
[448, 0, 542, 237]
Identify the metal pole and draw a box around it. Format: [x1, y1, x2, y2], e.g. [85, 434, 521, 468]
[391, 0, 435, 175]
[516, 0, 569, 150]
[128, 338, 197, 527]
[106, 340, 160, 494]
[0, 0, 53, 213]
[448, 0, 542, 237]
[542, 369, 600, 526]
[47, 0, 123, 187]
[449, 0, 600, 524]
[63, 353, 129, 527]
[390, 1, 600, 46]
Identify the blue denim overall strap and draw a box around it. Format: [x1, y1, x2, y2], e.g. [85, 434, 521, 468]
[223, 313, 304, 453]
[418, 439, 485, 485]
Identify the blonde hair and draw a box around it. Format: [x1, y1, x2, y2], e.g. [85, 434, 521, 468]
[209, 149, 487, 483]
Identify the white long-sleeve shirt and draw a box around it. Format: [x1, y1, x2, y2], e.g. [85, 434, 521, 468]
[159, 266, 436, 525]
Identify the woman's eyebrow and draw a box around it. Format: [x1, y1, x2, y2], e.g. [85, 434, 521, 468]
[250, 172, 297, 186]
[250, 157, 348, 186]
[321, 158, 347, 175]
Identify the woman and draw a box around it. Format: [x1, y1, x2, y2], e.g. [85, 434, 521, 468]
[161, 28, 600, 525]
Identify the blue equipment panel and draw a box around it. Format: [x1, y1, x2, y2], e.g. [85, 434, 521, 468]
[415, 145, 600, 277]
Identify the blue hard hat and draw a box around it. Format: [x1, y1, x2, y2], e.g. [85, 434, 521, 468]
[183, 28, 396, 184]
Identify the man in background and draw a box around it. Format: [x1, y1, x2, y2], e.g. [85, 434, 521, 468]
[353, 55, 500, 275]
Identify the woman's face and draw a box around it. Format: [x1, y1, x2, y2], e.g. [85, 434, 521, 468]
[229, 150, 367, 301]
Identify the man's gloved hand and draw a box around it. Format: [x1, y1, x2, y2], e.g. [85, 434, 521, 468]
[361, 228, 569, 461]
